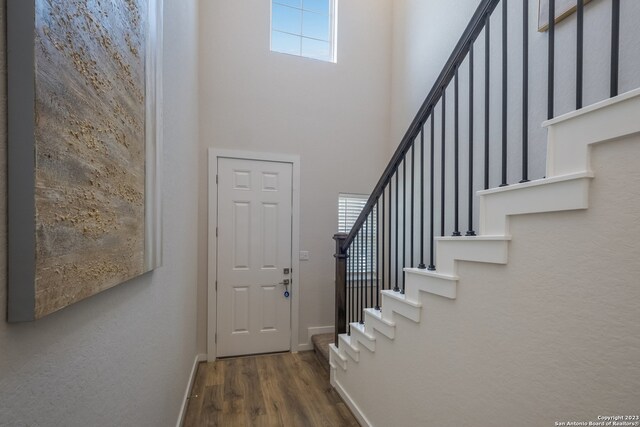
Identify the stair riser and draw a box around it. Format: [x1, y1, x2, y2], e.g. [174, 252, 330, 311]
[329, 343, 347, 371]
[350, 323, 376, 352]
[364, 309, 395, 339]
[404, 272, 457, 300]
[545, 88, 640, 177]
[435, 239, 509, 277]
[479, 176, 591, 236]
[381, 292, 421, 323]
[338, 335, 360, 362]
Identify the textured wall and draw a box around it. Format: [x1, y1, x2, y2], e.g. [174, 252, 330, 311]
[197, 0, 393, 354]
[336, 134, 640, 426]
[0, 0, 200, 425]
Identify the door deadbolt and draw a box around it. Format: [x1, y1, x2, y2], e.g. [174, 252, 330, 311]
[283, 268, 290, 275]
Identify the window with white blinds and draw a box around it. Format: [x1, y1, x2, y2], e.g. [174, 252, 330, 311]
[338, 194, 376, 274]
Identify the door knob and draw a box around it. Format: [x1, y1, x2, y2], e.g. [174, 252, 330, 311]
[279, 279, 290, 285]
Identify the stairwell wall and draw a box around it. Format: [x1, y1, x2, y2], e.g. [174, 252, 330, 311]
[197, 0, 393, 353]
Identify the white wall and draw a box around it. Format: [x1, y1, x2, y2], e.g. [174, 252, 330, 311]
[335, 131, 640, 426]
[197, 0, 393, 352]
[390, 0, 481, 149]
[0, 0, 200, 425]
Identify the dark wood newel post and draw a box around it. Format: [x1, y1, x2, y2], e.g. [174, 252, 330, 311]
[333, 233, 348, 347]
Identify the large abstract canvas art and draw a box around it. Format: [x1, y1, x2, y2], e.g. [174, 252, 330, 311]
[7, 0, 162, 322]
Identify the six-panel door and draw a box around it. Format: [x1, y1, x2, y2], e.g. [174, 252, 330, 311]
[216, 158, 293, 357]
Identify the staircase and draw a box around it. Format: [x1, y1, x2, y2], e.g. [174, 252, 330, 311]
[330, 86, 640, 427]
[329, 0, 640, 424]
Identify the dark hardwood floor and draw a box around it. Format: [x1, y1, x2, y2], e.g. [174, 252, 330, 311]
[183, 351, 359, 426]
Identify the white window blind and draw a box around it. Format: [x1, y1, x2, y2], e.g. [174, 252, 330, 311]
[338, 194, 376, 273]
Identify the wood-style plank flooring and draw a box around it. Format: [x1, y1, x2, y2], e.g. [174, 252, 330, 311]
[183, 351, 359, 427]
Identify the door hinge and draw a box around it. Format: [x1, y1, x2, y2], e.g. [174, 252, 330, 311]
[215, 280, 218, 291]
[215, 333, 217, 344]
[216, 227, 218, 237]
[216, 174, 218, 184]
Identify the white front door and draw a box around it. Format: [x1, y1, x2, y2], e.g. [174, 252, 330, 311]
[216, 157, 293, 357]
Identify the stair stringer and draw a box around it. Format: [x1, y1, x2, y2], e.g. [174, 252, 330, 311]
[329, 89, 640, 426]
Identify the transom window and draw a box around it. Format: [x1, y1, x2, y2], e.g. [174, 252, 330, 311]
[271, 0, 337, 63]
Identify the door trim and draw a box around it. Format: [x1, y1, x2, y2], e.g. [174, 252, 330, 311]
[207, 148, 301, 361]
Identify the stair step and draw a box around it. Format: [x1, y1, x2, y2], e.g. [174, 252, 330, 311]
[544, 87, 640, 177]
[329, 343, 347, 371]
[434, 235, 511, 277]
[338, 334, 360, 362]
[403, 268, 458, 300]
[478, 172, 593, 235]
[363, 308, 396, 339]
[311, 333, 333, 373]
[381, 290, 421, 323]
[350, 322, 376, 352]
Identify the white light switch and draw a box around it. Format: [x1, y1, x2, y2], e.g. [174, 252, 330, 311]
[299, 251, 310, 261]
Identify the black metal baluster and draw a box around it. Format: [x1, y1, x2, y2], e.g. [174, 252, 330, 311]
[354, 237, 358, 326]
[370, 212, 374, 310]
[354, 234, 358, 325]
[467, 44, 477, 236]
[350, 245, 354, 326]
[484, 14, 491, 190]
[388, 183, 392, 292]
[611, 0, 620, 97]
[351, 241, 359, 328]
[365, 217, 369, 311]
[548, 0, 555, 119]
[354, 233, 358, 325]
[359, 231, 364, 324]
[381, 190, 385, 298]
[501, 0, 508, 187]
[576, 0, 584, 109]
[402, 157, 407, 293]
[521, 0, 530, 184]
[346, 244, 351, 335]
[419, 123, 426, 269]
[410, 142, 415, 266]
[376, 200, 380, 310]
[429, 114, 436, 271]
[364, 216, 368, 311]
[394, 171, 399, 292]
[453, 68, 461, 236]
[441, 93, 446, 237]
[365, 216, 369, 310]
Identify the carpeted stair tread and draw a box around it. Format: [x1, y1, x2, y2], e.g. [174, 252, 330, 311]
[311, 333, 334, 372]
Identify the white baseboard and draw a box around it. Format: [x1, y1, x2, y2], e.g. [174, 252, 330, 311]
[297, 325, 334, 351]
[332, 376, 373, 427]
[176, 353, 207, 427]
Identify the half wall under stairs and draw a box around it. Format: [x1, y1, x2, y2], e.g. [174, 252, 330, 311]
[330, 90, 640, 427]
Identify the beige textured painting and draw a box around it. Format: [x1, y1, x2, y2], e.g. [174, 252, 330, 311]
[7, 0, 159, 321]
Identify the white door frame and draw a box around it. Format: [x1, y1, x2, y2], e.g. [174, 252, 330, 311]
[207, 148, 301, 361]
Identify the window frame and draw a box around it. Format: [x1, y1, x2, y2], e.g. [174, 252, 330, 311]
[270, 0, 338, 63]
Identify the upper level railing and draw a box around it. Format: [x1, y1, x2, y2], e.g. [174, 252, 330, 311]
[334, 0, 633, 345]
